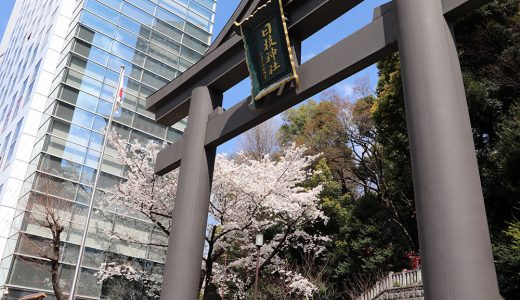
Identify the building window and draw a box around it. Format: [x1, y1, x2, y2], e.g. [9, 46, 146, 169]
[2, 119, 22, 170]
[13, 118, 23, 141]
[0, 133, 11, 167]
[25, 81, 35, 104]
[4, 142, 16, 169]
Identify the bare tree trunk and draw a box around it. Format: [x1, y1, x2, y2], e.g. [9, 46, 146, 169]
[238, 119, 279, 160]
[204, 226, 218, 291]
[51, 223, 64, 300]
[24, 175, 70, 300]
[51, 258, 64, 300]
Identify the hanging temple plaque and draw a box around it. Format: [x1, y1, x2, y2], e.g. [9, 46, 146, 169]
[235, 0, 299, 109]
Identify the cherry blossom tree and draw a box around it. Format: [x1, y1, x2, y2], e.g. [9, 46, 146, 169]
[94, 133, 176, 299]
[97, 132, 329, 299]
[207, 147, 328, 299]
[104, 133, 177, 242]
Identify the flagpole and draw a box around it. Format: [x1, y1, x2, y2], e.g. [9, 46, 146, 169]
[68, 65, 125, 300]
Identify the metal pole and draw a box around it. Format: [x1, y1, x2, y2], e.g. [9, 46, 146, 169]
[159, 87, 221, 300]
[254, 246, 260, 300]
[68, 66, 125, 299]
[394, 0, 500, 299]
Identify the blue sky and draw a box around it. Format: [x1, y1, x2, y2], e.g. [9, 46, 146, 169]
[0, 0, 15, 41]
[0, 0, 389, 153]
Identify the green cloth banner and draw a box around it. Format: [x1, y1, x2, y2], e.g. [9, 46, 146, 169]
[235, 0, 299, 110]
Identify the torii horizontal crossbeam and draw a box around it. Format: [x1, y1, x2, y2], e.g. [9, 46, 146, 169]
[146, 0, 486, 127]
[146, 0, 367, 125]
[154, 0, 487, 175]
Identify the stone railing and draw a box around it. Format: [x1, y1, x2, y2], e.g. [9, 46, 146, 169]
[356, 269, 422, 300]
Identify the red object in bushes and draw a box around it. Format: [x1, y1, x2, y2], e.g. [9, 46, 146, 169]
[405, 251, 421, 270]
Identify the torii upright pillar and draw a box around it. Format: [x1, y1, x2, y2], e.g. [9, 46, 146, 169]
[394, 0, 500, 299]
[159, 87, 222, 300]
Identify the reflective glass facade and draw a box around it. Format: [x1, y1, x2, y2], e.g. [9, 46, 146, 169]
[0, 0, 72, 292]
[0, 0, 216, 299]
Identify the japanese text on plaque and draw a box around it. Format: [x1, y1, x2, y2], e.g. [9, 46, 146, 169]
[259, 22, 281, 82]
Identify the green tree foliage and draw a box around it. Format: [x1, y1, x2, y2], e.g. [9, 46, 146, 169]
[491, 104, 520, 299]
[279, 98, 354, 194]
[454, 2, 520, 297]
[455, 0, 520, 233]
[372, 54, 418, 251]
[495, 104, 520, 195]
[279, 88, 416, 297]
[494, 218, 520, 299]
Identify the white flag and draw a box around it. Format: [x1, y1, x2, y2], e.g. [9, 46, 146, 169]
[114, 65, 125, 110]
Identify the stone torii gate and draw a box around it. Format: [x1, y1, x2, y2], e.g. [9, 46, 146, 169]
[145, 0, 500, 299]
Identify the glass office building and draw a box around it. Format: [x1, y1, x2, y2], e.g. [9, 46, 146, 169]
[0, 0, 76, 295]
[0, 0, 216, 299]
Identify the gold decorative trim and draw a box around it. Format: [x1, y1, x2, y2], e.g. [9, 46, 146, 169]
[234, 0, 273, 27]
[279, 0, 300, 90]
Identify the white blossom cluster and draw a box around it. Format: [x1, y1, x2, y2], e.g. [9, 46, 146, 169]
[208, 146, 328, 294]
[96, 263, 141, 283]
[106, 133, 177, 235]
[96, 263, 162, 298]
[100, 134, 329, 298]
[281, 270, 318, 298]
